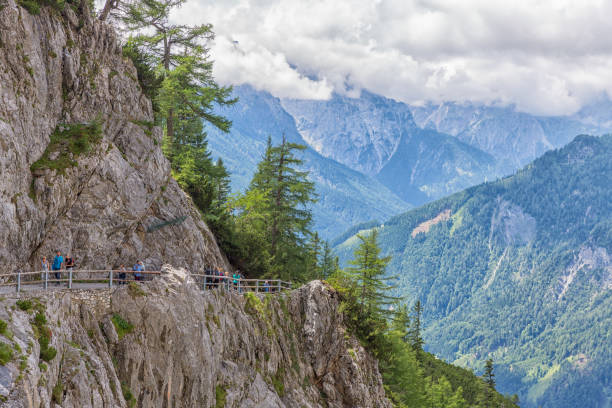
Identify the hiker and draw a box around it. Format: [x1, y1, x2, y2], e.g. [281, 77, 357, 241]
[263, 280, 270, 293]
[51, 251, 64, 285]
[204, 266, 213, 289]
[138, 260, 146, 279]
[118, 264, 127, 284]
[223, 269, 231, 290]
[217, 268, 225, 289]
[210, 268, 219, 288]
[65, 254, 75, 271]
[232, 271, 240, 291]
[41, 256, 50, 281]
[133, 261, 143, 281]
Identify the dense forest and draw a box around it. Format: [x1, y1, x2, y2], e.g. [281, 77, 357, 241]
[335, 134, 612, 407]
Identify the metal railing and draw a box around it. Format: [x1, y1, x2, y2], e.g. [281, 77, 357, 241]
[0, 270, 292, 294]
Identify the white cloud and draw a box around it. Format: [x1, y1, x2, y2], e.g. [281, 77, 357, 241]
[170, 0, 612, 115]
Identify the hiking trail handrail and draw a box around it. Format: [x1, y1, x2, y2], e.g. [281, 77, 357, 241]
[0, 269, 292, 294]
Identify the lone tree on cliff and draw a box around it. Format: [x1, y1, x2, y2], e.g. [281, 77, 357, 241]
[118, 0, 236, 159]
[103, 0, 237, 241]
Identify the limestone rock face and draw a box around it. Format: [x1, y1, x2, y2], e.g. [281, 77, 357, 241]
[0, 0, 228, 272]
[0, 268, 392, 408]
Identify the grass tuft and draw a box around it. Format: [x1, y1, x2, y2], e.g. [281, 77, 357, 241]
[16, 299, 33, 311]
[111, 313, 134, 340]
[30, 121, 103, 175]
[215, 385, 227, 408]
[0, 343, 13, 365]
[121, 382, 137, 408]
[127, 282, 146, 298]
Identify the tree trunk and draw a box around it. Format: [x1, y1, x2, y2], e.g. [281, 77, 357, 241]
[271, 135, 286, 261]
[98, 0, 115, 21]
[163, 35, 175, 159]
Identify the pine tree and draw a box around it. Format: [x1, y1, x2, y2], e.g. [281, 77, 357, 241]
[482, 358, 496, 408]
[320, 241, 337, 279]
[346, 229, 400, 323]
[392, 304, 411, 343]
[306, 232, 322, 281]
[408, 300, 424, 351]
[484, 358, 496, 388]
[380, 330, 427, 407]
[117, 0, 235, 161]
[242, 135, 316, 281]
[426, 376, 466, 408]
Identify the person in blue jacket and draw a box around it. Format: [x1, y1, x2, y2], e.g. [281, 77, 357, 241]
[51, 251, 64, 285]
[133, 261, 143, 281]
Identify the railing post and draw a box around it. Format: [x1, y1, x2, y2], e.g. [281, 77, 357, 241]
[238, 279, 241, 293]
[16, 270, 21, 293]
[256, 280, 259, 293]
[109, 269, 113, 288]
[277, 280, 281, 293]
[69, 269, 73, 289]
[203, 275, 206, 291]
[44, 270, 48, 290]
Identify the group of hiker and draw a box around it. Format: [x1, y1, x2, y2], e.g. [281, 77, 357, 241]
[40, 251, 75, 284]
[203, 267, 275, 292]
[40, 251, 148, 284]
[37, 253, 277, 291]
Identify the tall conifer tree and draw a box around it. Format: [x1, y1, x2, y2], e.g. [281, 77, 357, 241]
[245, 135, 316, 281]
[408, 300, 424, 351]
[347, 230, 398, 318]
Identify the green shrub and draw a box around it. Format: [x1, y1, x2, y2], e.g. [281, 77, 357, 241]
[16, 299, 33, 311]
[30, 307, 56, 362]
[244, 292, 265, 317]
[52, 381, 63, 403]
[271, 367, 285, 396]
[40, 346, 57, 362]
[111, 314, 134, 340]
[30, 121, 103, 175]
[34, 312, 47, 326]
[17, 0, 66, 14]
[17, 0, 41, 14]
[0, 343, 14, 365]
[0, 320, 8, 337]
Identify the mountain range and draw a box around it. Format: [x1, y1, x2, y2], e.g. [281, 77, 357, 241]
[409, 101, 608, 173]
[282, 93, 497, 205]
[207, 85, 612, 241]
[334, 135, 612, 408]
[204, 86, 409, 239]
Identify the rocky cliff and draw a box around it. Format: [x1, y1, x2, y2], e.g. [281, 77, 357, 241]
[0, 266, 392, 408]
[0, 0, 228, 272]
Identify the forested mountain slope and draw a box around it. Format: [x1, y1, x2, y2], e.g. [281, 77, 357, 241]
[335, 134, 612, 408]
[205, 85, 410, 239]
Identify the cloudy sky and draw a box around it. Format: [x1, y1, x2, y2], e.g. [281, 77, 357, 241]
[171, 0, 612, 116]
